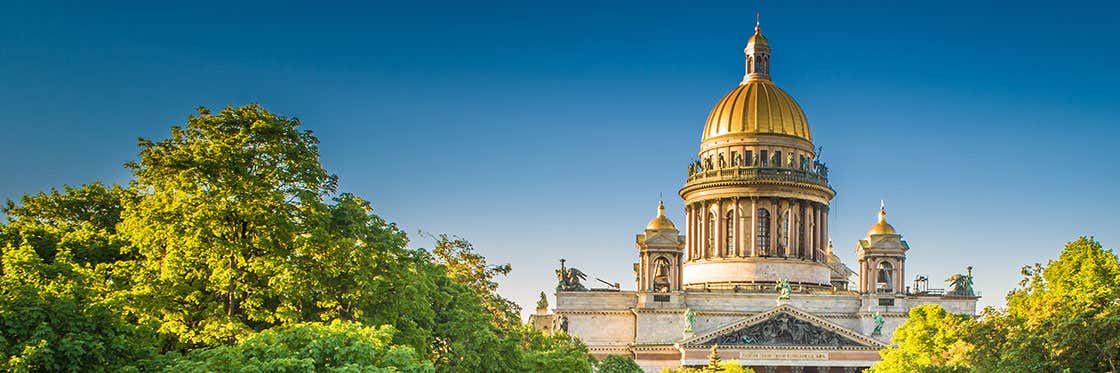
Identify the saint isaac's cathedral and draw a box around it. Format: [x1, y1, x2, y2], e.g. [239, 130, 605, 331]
[529, 23, 979, 373]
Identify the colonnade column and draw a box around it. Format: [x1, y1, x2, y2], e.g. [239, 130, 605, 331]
[801, 203, 811, 259]
[732, 197, 740, 257]
[769, 198, 779, 256]
[821, 206, 829, 262]
[716, 199, 725, 258]
[749, 198, 758, 257]
[814, 204, 823, 260]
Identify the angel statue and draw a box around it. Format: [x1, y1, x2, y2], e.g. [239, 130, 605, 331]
[556, 259, 588, 291]
[945, 266, 975, 297]
[683, 308, 695, 335]
[871, 312, 885, 337]
[775, 279, 792, 300]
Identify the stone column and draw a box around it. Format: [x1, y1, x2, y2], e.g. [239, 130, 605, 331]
[814, 204, 823, 260]
[716, 199, 725, 258]
[700, 202, 708, 259]
[899, 258, 906, 294]
[770, 198, 780, 256]
[801, 202, 811, 259]
[787, 199, 796, 258]
[732, 197, 740, 257]
[750, 198, 758, 257]
[822, 205, 829, 261]
[684, 204, 693, 261]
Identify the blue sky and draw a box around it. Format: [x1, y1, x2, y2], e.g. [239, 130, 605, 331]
[2, 1, 1118, 318]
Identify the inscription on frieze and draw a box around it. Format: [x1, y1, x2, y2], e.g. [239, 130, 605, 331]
[741, 351, 828, 360]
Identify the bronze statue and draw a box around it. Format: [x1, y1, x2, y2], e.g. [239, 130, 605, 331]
[536, 291, 548, 310]
[775, 279, 792, 300]
[556, 259, 588, 291]
[872, 312, 885, 337]
[945, 266, 975, 297]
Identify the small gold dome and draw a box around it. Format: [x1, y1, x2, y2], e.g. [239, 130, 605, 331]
[702, 79, 811, 143]
[867, 202, 898, 236]
[747, 24, 768, 48]
[646, 201, 676, 230]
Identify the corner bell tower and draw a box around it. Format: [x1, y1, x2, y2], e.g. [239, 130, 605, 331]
[855, 202, 909, 294]
[636, 201, 685, 293]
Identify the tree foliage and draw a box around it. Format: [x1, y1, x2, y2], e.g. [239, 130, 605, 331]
[164, 321, 433, 372]
[510, 326, 592, 373]
[0, 245, 158, 372]
[868, 305, 973, 373]
[870, 237, 1120, 373]
[596, 354, 642, 373]
[0, 104, 597, 372]
[429, 233, 520, 329]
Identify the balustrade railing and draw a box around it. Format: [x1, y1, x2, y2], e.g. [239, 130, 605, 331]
[685, 166, 829, 186]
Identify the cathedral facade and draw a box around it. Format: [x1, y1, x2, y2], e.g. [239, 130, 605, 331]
[530, 24, 978, 373]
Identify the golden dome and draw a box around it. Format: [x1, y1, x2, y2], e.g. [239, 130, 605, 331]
[702, 79, 811, 143]
[646, 201, 676, 230]
[867, 202, 898, 236]
[747, 24, 768, 48]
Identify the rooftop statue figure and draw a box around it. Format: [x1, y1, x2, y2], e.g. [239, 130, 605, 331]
[683, 308, 695, 335]
[871, 312, 885, 337]
[536, 292, 549, 310]
[945, 266, 976, 297]
[775, 279, 792, 300]
[556, 259, 588, 291]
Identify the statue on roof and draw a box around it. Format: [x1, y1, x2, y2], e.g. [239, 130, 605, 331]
[871, 312, 885, 337]
[945, 266, 976, 297]
[556, 259, 588, 291]
[775, 279, 792, 300]
[683, 308, 695, 335]
[536, 292, 549, 310]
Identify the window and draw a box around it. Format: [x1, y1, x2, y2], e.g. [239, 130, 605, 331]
[745, 150, 753, 166]
[652, 257, 671, 293]
[760, 150, 769, 167]
[774, 151, 782, 168]
[756, 208, 771, 255]
[725, 210, 735, 255]
[878, 298, 895, 306]
[877, 261, 895, 292]
[778, 210, 790, 256]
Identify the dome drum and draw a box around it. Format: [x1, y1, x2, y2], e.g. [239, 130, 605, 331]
[682, 259, 832, 287]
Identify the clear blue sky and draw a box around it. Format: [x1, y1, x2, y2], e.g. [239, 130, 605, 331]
[2, 1, 1118, 319]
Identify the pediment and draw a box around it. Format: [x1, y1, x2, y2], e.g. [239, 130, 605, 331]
[679, 304, 886, 349]
[644, 232, 682, 246]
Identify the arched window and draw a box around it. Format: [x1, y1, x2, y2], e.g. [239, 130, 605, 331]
[778, 210, 790, 256]
[725, 210, 735, 255]
[756, 208, 770, 255]
[652, 257, 671, 293]
[707, 212, 715, 256]
[877, 261, 894, 292]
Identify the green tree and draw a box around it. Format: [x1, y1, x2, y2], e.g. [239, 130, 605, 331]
[979, 237, 1120, 371]
[428, 234, 520, 329]
[1, 182, 131, 266]
[868, 304, 974, 373]
[164, 321, 432, 372]
[0, 245, 158, 372]
[120, 104, 344, 347]
[596, 354, 642, 373]
[512, 326, 593, 373]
